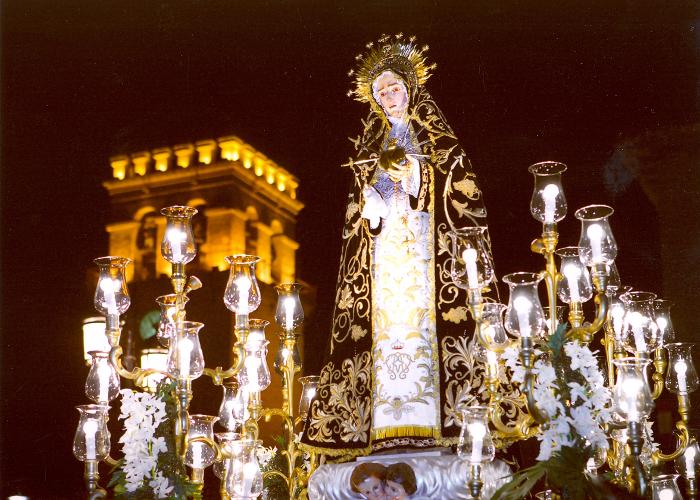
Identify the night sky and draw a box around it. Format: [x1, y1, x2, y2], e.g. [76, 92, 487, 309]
[2, 1, 698, 496]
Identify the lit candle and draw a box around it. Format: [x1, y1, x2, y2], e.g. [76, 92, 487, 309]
[628, 312, 647, 353]
[167, 228, 185, 262]
[611, 304, 625, 342]
[621, 378, 643, 421]
[513, 296, 532, 338]
[284, 297, 295, 331]
[244, 355, 261, 391]
[675, 360, 688, 393]
[191, 442, 203, 469]
[685, 445, 696, 479]
[486, 350, 498, 378]
[586, 224, 604, 263]
[97, 362, 111, 402]
[658, 488, 675, 500]
[178, 337, 194, 379]
[100, 279, 118, 316]
[468, 422, 486, 463]
[242, 461, 258, 495]
[462, 248, 479, 289]
[656, 316, 668, 341]
[83, 419, 98, 460]
[236, 277, 251, 315]
[542, 184, 560, 224]
[563, 264, 581, 303]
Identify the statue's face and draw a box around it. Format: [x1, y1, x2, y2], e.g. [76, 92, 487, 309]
[374, 72, 408, 119]
[385, 480, 408, 500]
[358, 475, 386, 500]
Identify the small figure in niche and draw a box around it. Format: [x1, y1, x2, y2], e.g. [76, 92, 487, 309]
[350, 462, 387, 500]
[384, 462, 417, 500]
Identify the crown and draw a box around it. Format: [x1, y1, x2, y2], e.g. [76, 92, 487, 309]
[348, 33, 436, 103]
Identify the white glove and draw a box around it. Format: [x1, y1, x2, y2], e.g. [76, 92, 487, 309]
[361, 186, 388, 229]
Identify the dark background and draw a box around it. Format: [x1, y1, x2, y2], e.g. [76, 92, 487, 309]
[2, 1, 699, 496]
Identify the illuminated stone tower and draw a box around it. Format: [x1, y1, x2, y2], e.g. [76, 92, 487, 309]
[102, 134, 307, 428]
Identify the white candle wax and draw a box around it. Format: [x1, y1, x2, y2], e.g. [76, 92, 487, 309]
[658, 488, 675, 500]
[83, 419, 98, 460]
[542, 184, 560, 223]
[468, 422, 486, 463]
[675, 360, 688, 393]
[97, 362, 111, 402]
[244, 355, 261, 391]
[462, 248, 479, 289]
[563, 264, 581, 303]
[242, 461, 258, 495]
[100, 279, 118, 315]
[611, 305, 625, 341]
[178, 338, 193, 379]
[168, 228, 185, 262]
[284, 297, 295, 330]
[513, 296, 532, 338]
[236, 277, 251, 315]
[685, 445, 696, 479]
[586, 224, 604, 263]
[621, 378, 643, 421]
[486, 350, 498, 377]
[191, 442, 203, 469]
[629, 312, 647, 353]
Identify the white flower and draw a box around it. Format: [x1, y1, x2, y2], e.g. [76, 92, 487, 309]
[149, 471, 173, 498]
[256, 445, 277, 468]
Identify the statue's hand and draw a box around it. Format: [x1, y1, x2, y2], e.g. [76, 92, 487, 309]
[379, 145, 409, 182]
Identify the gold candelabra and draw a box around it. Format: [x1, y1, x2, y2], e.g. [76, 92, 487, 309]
[449, 162, 698, 498]
[73, 206, 318, 499]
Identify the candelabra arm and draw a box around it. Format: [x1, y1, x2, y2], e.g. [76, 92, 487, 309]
[490, 404, 537, 440]
[567, 292, 608, 343]
[651, 347, 667, 400]
[652, 418, 690, 465]
[202, 342, 246, 385]
[84, 460, 106, 500]
[468, 463, 484, 499]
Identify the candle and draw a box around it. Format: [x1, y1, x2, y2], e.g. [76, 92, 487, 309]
[100, 279, 118, 315]
[284, 297, 295, 331]
[542, 184, 560, 223]
[628, 312, 647, 353]
[563, 264, 581, 303]
[513, 296, 532, 338]
[675, 360, 688, 393]
[242, 461, 258, 495]
[586, 224, 604, 263]
[656, 316, 668, 341]
[468, 422, 486, 463]
[83, 419, 98, 460]
[486, 350, 498, 378]
[97, 362, 111, 402]
[611, 304, 625, 342]
[178, 337, 194, 379]
[658, 488, 675, 500]
[462, 248, 479, 289]
[244, 355, 261, 391]
[236, 276, 251, 315]
[685, 445, 696, 479]
[621, 378, 643, 421]
[167, 228, 186, 262]
[191, 442, 204, 469]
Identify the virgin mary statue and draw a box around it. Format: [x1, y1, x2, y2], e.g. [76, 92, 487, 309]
[301, 34, 499, 456]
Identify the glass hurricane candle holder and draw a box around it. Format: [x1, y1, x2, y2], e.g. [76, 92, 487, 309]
[155, 294, 188, 347]
[93, 256, 132, 317]
[620, 291, 658, 355]
[650, 474, 683, 500]
[543, 305, 566, 335]
[160, 206, 198, 265]
[218, 379, 248, 431]
[85, 351, 120, 403]
[556, 247, 593, 304]
[223, 255, 261, 317]
[185, 414, 218, 469]
[457, 405, 495, 464]
[166, 321, 205, 380]
[140, 348, 168, 392]
[213, 431, 241, 480]
[448, 227, 495, 290]
[247, 319, 269, 345]
[606, 261, 622, 294]
[675, 434, 700, 480]
[612, 357, 654, 422]
[73, 404, 110, 462]
[502, 272, 546, 339]
[275, 283, 304, 332]
[575, 205, 617, 266]
[299, 375, 320, 421]
[528, 161, 567, 225]
[224, 439, 264, 499]
[239, 339, 271, 392]
[665, 343, 699, 395]
[82, 317, 109, 364]
[478, 302, 509, 350]
[607, 286, 632, 348]
[653, 299, 675, 347]
[274, 338, 302, 377]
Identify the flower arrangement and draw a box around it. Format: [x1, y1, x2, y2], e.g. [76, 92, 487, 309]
[108, 381, 200, 499]
[494, 325, 616, 499]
